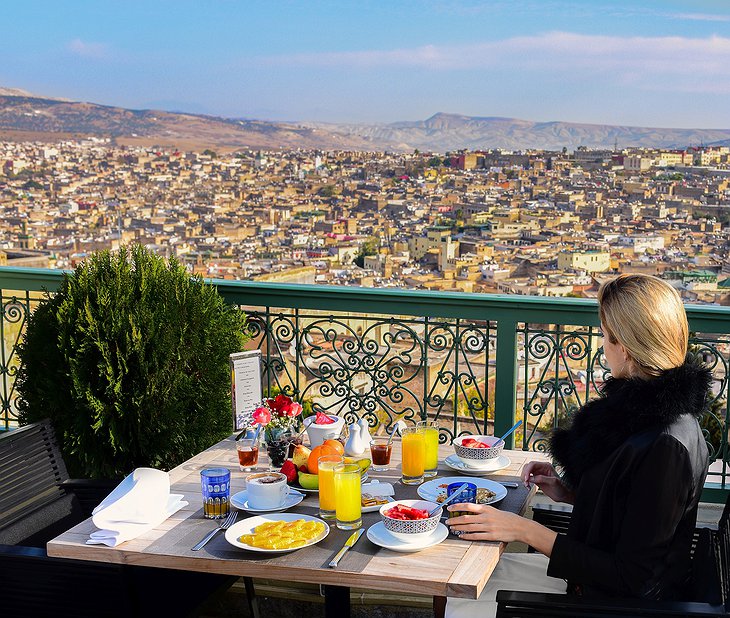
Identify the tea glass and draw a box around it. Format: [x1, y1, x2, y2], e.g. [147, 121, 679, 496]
[401, 426, 425, 485]
[417, 420, 439, 478]
[201, 468, 231, 519]
[236, 438, 259, 472]
[446, 482, 477, 536]
[370, 437, 392, 471]
[334, 462, 362, 530]
[318, 454, 343, 520]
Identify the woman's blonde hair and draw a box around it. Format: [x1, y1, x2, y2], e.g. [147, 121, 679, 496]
[598, 274, 688, 376]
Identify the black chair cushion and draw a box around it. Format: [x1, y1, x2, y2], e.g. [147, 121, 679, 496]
[0, 493, 84, 547]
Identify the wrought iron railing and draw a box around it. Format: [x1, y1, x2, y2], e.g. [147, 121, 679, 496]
[1, 266, 728, 500]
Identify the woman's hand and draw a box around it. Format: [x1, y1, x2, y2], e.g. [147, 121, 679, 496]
[446, 502, 559, 557]
[523, 461, 575, 504]
[445, 503, 527, 543]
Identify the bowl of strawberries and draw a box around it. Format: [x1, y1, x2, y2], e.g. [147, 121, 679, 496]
[453, 435, 504, 466]
[380, 500, 441, 542]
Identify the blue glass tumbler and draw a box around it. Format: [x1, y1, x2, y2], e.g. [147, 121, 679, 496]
[201, 468, 231, 519]
[446, 482, 477, 536]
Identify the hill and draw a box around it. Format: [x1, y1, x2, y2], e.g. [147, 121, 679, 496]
[1, 90, 729, 151]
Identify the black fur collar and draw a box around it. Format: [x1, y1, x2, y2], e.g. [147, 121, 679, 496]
[549, 359, 711, 489]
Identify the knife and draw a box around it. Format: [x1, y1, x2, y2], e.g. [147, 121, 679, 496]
[328, 528, 364, 568]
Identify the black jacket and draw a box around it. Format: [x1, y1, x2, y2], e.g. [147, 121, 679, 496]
[546, 360, 711, 600]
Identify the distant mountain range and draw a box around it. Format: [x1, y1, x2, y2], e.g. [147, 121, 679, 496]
[1, 88, 729, 152]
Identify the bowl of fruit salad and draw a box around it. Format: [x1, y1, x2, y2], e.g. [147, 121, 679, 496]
[380, 500, 441, 542]
[453, 435, 504, 466]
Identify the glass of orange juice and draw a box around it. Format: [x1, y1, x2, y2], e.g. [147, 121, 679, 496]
[417, 420, 440, 478]
[401, 426, 425, 485]
[334, 462, 362, 530]
[318, 454, 343, 520]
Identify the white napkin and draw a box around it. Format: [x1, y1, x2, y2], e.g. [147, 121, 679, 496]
[87, 467, 188, 547]
[361, 481, 395, 497]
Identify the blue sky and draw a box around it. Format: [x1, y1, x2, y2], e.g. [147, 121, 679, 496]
[1, 0, 729, 128]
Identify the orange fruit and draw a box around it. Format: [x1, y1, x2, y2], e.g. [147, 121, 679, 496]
[322, 439, 345, 456]
[307, 444, 338, 475]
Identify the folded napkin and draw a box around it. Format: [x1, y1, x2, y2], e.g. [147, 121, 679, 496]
[87, 467, 188, 547]
[361, 481, 395, 497]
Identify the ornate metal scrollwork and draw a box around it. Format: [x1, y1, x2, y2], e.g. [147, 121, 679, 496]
[1, 294, 35, 430]
[243, 309, 493, 437]
[520, 325, 601, 452]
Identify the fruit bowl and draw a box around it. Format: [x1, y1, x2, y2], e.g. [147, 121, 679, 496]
[380, 500, 441, 542]
[453, 435, 504, 466]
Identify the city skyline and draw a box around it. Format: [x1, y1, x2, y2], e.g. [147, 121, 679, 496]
[1, 1, 730, 129]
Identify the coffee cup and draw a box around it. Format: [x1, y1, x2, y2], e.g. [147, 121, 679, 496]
[245, 472, 288, 510]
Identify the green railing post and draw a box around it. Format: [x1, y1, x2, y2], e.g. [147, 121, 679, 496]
[494, 319, 519, 449]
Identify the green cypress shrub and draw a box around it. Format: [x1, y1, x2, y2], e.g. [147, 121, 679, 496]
[16, 245, 248, 478]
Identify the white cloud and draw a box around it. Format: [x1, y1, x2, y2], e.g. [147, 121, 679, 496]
[667, 12, 730, 22]
[67, 38, 108, 58]
[261, 31, 730, 79]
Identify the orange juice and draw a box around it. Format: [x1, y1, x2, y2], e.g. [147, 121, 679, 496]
[334, 463, 362, 529]
[401, 427, 425, 485]
[418, 421, 439, 478]
[318, 455, 342, 520]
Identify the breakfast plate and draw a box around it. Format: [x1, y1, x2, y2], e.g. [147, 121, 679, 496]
[225, 513, 329, 553]
[231, 489, 304, 513]
[444, 454, 511, 475]
[417, 476, 507, 506]
[366, 521, 448, 552]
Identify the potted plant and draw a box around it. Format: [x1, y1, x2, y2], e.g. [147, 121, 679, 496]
[15, 245, 248, 479]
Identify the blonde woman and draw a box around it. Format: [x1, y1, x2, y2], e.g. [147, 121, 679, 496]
[446, 274, 711, 617]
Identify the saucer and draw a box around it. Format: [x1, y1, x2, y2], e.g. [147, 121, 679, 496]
[366, 521, 448, 552]
[444, 454, 511, 475]
[231, 489, 304, 513]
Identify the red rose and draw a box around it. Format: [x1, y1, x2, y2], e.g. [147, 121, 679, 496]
[269, 394, 293, 415]
[252, 406, 271, 426]
[288, 402, 303, 417]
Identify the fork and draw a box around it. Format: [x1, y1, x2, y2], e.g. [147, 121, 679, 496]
[192, 510, 238, 551]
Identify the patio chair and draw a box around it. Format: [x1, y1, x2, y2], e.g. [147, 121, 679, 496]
[0, 419, 236, 618]
[496, 492, 730, 617]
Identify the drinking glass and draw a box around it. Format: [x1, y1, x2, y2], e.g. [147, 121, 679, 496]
[401, 426, 425, 485]
[417, 420, 439, 478]
[264, 428, 293, 469]
[201, 468, 231, 519]
[446, 482, 477, 536]
[318, 454, 343, 520]
[334, 462, 362, 530]
[236, 438, 259, 472]
[370, 437, 392, 471]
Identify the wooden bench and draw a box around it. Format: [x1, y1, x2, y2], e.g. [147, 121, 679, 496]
[496, 495, 730, 617]
[0, 420, 236, 617]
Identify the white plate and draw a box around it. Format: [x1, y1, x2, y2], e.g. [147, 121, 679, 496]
[417, 476, 507, 506]
[444, 454, 511, 475]
[224, 513, 330, 553]
[231, 489, 304, 513]
[366, 521, 448, 552]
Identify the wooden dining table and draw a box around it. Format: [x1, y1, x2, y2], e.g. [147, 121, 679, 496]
[47, 436, 550, 617]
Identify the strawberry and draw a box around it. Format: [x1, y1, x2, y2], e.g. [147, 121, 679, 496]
[280, 460, 298, 484]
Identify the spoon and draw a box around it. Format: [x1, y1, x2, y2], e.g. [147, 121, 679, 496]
[429, 483, 469, 517]
[494, 420, 523, 448]
[387, 420, 408, 447]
